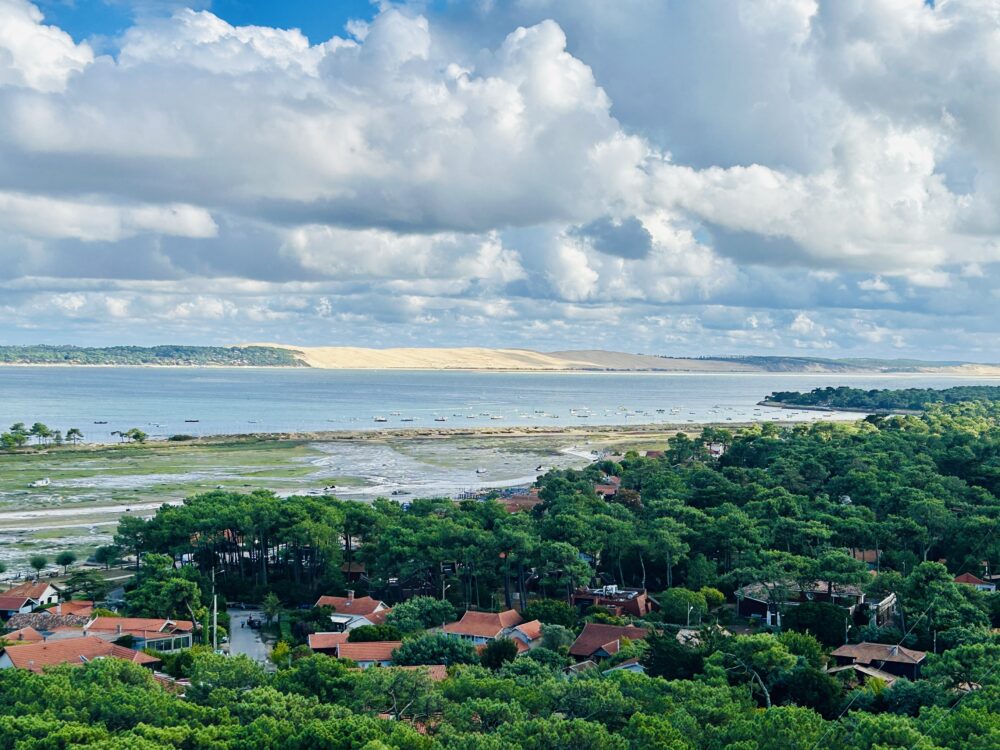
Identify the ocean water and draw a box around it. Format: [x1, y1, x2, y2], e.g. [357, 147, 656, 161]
[0, 367, 998, 442]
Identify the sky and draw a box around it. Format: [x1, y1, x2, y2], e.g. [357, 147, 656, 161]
[0, 0, 998, 359]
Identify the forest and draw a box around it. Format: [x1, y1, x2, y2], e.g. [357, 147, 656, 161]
[6, 398, 1000, 747]
[0, 345, 304, 367]
[765, 385, 1000, 411]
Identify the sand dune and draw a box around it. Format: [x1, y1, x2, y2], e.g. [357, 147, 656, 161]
[245, 344, 1000, 374]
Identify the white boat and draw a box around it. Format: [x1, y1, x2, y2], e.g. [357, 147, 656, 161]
[476, 467, 487, 474]
[490, 415, 504, 420]
[435, 417, 447, 422]
[374, 416, 388, 423]
[29, 478, 51, 488]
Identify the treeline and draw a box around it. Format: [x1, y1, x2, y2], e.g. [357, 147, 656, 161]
[766, 384, 1000, 411]
[0, 345, 305, 366]
[3, 647, 1000, 750]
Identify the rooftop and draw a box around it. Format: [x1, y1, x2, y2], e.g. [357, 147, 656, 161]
[441, 610, 524, 639]
[831, 642, 926, 665]
[307, 632, 350, 650]
[1, 635, 161, 672]
[314, 595, 387, 617]
[336, 641, 402, 662]
[569, 623, 650, 658]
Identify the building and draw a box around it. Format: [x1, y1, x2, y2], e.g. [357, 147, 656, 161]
[54, 600, 96, 618]
[736, 580, 895, 628]
[84, 617, 195, 652]
[568, 623, 650, 661]
[502, 489, 542, 514]
[341, 562, 367, 583]
[314, 592, 392, 632]
[508, 619, 543, 653]
[571, 585, 658, 618]
[0, 581, 61, 619]
[0, 595, 35, 620]
[441, 609, 524, 645]
[307, 632, 350, 655]
[707, 442, 726, 459]
[593, 476, 621, 499]
[830, 642, 927, 681]
[334, 641, 401, 668]
[1, 626, 44, 645]
[3, 611, 89, 635]
[602, 658, 646, 676]
[954, 573, 997, 592]
[0, 635, 162, 672]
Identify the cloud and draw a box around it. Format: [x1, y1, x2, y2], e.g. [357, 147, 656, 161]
[569, 216, 653, 259]
[0, 1, 1000, 356]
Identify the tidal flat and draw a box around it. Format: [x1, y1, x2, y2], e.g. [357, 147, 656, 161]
[0, 429, 676, 573]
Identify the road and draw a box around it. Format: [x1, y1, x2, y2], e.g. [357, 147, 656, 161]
[227, 608, 271, 666]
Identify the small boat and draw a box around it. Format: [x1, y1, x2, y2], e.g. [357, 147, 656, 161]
[390, 411, 401, 416]
[476, 468, 487, 474]
[434, 417, 447, 422]
[536, 465, 545, 471]
[374, 416, 388, 423]
[401, 417, 415, 422]
[490, 415, 504, 420]
[185, 419, 200, 423]
[93, 421, 108, 425]
[29, 478, 51, 488]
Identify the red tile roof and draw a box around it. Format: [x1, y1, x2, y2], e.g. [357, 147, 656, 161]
[954, 572, 988, 586]
[569, 623, 650, 658]
[314, 595, 386, 617]
[441, 610, 524, 639]
[831, 642, 926, 665]
[335, 641, 402, 663]
[1, 626, 44, 645]
[400, 664, 448, 681]
[3, 581, 54, 601]
[0, 596, 33, 612]
[514, 619, 543, 641]
[86, 617, 194, 635]
[56, 601, 95, 617]
[307, 632, 350, 650]
[2, 635, 160, 672]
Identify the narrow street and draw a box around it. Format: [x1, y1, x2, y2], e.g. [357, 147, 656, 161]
[227, 608, 271, 666]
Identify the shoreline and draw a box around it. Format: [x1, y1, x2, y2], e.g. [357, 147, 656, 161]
[0, 415, 862, 454]
[757, 400, 923, 415]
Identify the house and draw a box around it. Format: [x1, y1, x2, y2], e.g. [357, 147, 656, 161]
[441, 609, 524, 645]
[314, 591, 392, 632]
[335, 641, 401, 668]
[736, 580, 895, 628]
[1, 626, 44, 645]
[307, 631, 350, 655]
[0, 581, 60, 618]
[707, 442, 726, 459]
[3, 581, 60, 608]
[0, 595, 35, 620]
[84, 617, 195, 652]
[830, 642, 927, 681]
[54, 600, 96, 618]
[564, 659, 598, 676]
[569, 623, 650, 661]
[502, 489, 542, 514]
[0, 635, 162, 672]
[509, 619, 543, 653]
[602, 658, 646, 676]
[954, 573, 997, 592]
[851, 549, 882, 570]
[400, 664, 448, 682]
[341, 562, 367, 582]
[594, 476, 621, 499]
[571, 586, 658, 618]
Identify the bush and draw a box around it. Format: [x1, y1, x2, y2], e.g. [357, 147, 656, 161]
[659, 588, 707, 625]
[391, 633, 479, 666]
[349, 624, 403, 642]
[480, 638, 519, 670]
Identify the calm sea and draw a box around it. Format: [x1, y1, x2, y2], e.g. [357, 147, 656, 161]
[0, 367, 997, 443]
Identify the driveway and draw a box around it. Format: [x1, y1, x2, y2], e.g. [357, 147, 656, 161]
[227, 608, 271, 665]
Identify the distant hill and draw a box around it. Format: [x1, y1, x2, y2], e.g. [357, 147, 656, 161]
[251, 345, 1000, 374]
[0, 345, 304, 367]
